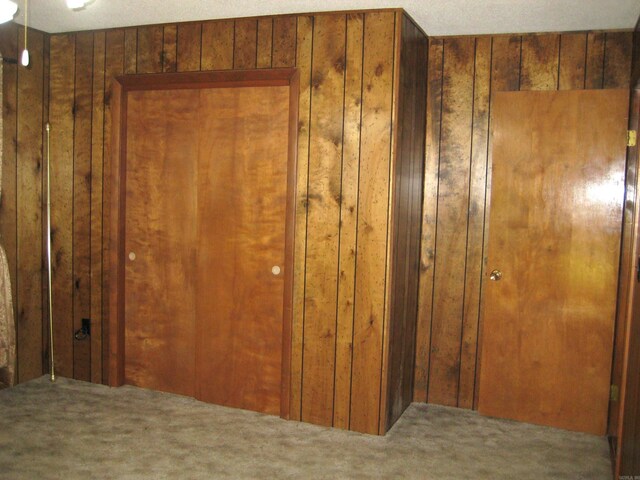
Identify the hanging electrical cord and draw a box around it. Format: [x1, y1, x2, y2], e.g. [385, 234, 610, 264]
[45, 123, 55, 382]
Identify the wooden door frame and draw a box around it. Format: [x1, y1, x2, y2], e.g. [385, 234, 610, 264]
[106, 69, 299, 420]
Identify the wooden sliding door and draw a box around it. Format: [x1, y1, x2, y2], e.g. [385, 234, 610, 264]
[478, 89, 629, 435]
[109, 71, 298, 418]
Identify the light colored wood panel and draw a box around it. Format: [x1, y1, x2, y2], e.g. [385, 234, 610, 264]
[234, 18, 258, 69]
[350, 11, 395, 434]
[479, 89, 628, 435]
[196, 86, 290, 415]
[102, 29, 125, 383]
[604, 32, 633, 89]
[257, 18, 273, 68]
[162, 25, 177, 73]
[290, 15, 313, 421]
[177, 23, 202, 72]
[0, 24, 18, 379]
[559, 33, 587, 90]
[520, 34, 560, 90]
[124, 89, 199, 396]
[414, 37, 443, 402]
[90, 31, 105, 384]
[585, 32, 605, 89]
[491, 35, 521, 92]
[301, 13, 346, 427]
[124, 28, 137, 74]
[333, 12, 363, 430]
[201, 20, 234, 70]
[137, 25, 163, 74]
[72, 32, 93, 381]
[458, 36, 491, 409]
[273, 16, 297, 68]
[48, 33, 75, 380]
[428, 36, 475, 407]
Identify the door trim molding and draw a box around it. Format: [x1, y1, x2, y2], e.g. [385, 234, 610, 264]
[107, 69, 300, 420]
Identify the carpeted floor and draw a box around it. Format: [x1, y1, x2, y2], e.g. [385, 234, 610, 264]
[0, 376, 610, 479]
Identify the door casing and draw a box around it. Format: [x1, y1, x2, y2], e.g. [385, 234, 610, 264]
[107, 69, 299, 419]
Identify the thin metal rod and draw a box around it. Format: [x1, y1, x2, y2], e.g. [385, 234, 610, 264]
[46, 122, 55, 382]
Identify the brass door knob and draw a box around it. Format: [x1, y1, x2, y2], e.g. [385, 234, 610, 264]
[489, 269, 502, 281]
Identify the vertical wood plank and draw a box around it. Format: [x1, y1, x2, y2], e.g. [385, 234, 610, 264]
[414, 37, 443, 402]
[520, 34, 560, 90]
[458, 37, 491, 409]
[201, 20, 234, 71]
[137, 25, 163, 74]
[48, 36, 77, 382]
[604, 31, 633, 89]
[559, 33, 587, 90]
[333, 12, 363, 430]
[290, 15, 313, 421]
[273, 16, 297, 68]
[301, 13, 346, 427]
[177, 23, 202, 72]
[585, 32, 606, 89]
[491, 35, 521, 92]
[234, 19, 258, 70]
[40, 33, 50, 376]
[162, 25, 177, 73]
[256, 18, 273, 68]
[102, 29, 125, 382]
[124, 28, 137, 74]
[427, 36, 475, 407]
[72, 32, 93, 381]
[90, 31, 105, 384]
[0, 24, 18, 380]
[350, 11, 395, 434]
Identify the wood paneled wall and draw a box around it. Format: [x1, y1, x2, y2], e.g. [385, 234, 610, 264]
[1, 10, 428, 435]
[385, 16, 427, 430]
[414, 31, 634, 410]
[0, 23, 48, 384]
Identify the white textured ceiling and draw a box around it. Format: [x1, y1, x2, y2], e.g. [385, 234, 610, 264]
[11, 0, 640, 36]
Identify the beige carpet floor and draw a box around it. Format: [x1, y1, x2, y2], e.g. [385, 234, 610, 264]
[0, 376, 611, 479]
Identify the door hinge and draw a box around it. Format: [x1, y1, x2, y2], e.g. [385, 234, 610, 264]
[628, 130, 637, 147]
[611, 384, 620, 402]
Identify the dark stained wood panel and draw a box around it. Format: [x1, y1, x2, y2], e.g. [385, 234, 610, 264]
[273, 17, 297, 68]
[290, 14, 313, 422]
[559, 33, 587, 90]
[386, 14, 427, 429]
[604, 31, 633, 88]
[414, 37, 443, 403]
[124, 28, 137, 74]
[234, 19, 258, 69]
[585, 32, 606, 89]
[162, 25, 177, 73]
[301, 13, 346, 427]
[428, 36, 475, 407]
[459, 36, 490, 409]
[48, 33, 75, 380]
[333, 12, 363, 431]
[90, 31, 106, 384]
[177, 23, 202, 72]
[257, 18, 273, 68]
[201, 20, 234, 71]
[520, 34, 560, 90]
[137, 25, 163, 74]
[0, 24, 18, 381]
[350, 11, 395, 435]
[72, 32, 93, 381]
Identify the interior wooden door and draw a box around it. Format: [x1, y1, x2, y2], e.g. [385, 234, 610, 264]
[478, 89, 629, 435]
[195, 87, 289, 415]
[121, 77, 293, 416]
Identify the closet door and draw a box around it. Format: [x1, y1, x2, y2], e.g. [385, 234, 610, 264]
[120, 78, 292, 416]
[124, 89, 200, 397]
[195, 86, 290, 415]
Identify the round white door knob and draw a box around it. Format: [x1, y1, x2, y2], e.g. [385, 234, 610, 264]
[129, 252, 136, 261]
[272, 266, 281, 276]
